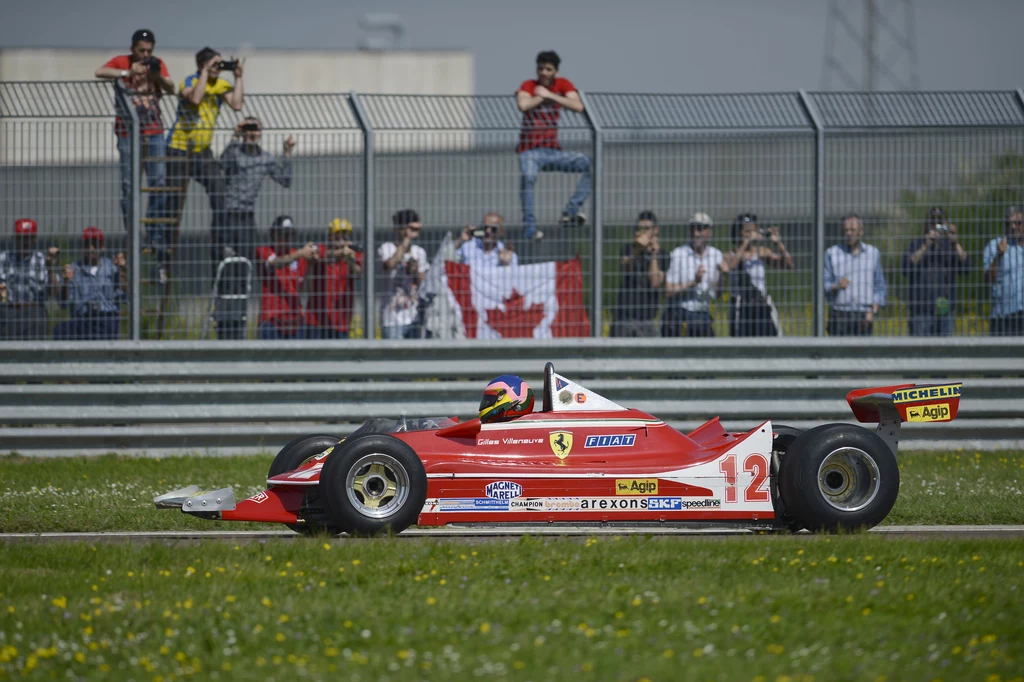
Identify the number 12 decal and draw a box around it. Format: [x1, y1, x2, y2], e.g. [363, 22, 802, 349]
[719, 454, 770, 503]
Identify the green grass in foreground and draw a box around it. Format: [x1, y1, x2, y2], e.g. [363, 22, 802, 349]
[1, 536, 1021, 681]
[1, 451, 1022, 533]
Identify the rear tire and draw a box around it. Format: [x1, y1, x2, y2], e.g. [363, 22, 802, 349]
[268, 434, 342, 536]
[779, 424, 898, 532]
[771, 425, 805, 532]
[320, 435, 427, 536]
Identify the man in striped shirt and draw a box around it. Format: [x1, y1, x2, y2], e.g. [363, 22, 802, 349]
[824, 214, 887, 336]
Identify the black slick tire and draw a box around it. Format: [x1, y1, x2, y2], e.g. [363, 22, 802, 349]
[268, 434, 341, 536]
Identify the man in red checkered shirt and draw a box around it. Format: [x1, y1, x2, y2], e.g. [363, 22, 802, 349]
[516, 51, 591, 241]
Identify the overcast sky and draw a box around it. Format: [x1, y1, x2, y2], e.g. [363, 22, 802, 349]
[2, 0, 1021, 94]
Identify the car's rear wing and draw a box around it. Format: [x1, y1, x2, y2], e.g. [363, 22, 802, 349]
[845, 382, 962, 454]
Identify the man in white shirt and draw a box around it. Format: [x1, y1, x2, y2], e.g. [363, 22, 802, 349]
[456, 212, 517, 268]
[665, 212, 730, 337]
[378, 209, 430, 339]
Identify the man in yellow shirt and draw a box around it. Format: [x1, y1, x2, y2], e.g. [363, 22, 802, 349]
[162, 47, 245, 265]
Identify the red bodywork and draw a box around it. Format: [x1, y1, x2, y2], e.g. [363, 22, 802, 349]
[225, 409, 778, 527]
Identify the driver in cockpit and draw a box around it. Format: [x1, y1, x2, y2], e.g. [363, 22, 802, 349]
[479, 375, 535, 423]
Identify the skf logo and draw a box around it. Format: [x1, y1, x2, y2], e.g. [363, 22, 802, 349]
[907, 403, 950, 422]
[549, 431, 573, 459]
[616, 478, 658, 495]
[892, 383, 961, 404]
[649, 497, 682, 511]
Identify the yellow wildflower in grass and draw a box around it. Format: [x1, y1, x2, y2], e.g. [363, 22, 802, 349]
[323, 542, 331, 550]
[663, 649, 675, 658]
[862, 608, 872, 616]
[952, 646, 962, 655]
[51, 596, 67, 609]
[697, 596, 707, 605]
[74, 652, 86, 663]
[279, 614, 289, 623]
[397, 650, 409, 660]
[692, 648, 704, 657]
[982, 634, 998, 644]
[426, 597, 437, 605]
[480, 622, 491, 634]
[159, 646, 169, 655]
[221, 662, 232, 671]
[253, 624, 264, 634]
[581, 662, 594, 672]
[766, 644, 785, 655]
[275, 633, 286, 642]
[513, 660, 526, 670]
[632, 597, 642, 606]
[265, 555, 272, 561]
[225, 595, 236, 603]
[261, 597, 272, 607]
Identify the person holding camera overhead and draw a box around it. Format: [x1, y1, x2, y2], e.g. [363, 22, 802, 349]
[163, 47, 245, 247]
[216, 116, 295, 269]
[378, 209, 430, 339]
[902, 207, 969, 336]
[456, 213, 517, 268]
[95, 29, 174, 234]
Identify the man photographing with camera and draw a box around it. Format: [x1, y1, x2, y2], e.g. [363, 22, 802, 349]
[902, 206, 969, 336]
[95, 29, 174, 233]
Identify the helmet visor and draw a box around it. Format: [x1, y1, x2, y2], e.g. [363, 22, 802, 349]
[479, 389, 504, 413]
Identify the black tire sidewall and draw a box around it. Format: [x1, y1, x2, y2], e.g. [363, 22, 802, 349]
[780, 424, 899, 532]
[321, 434, 427, 536]
[268, 434, 341, 479]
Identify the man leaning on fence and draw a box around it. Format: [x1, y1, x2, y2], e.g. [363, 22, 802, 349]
[164, 47, 245, 252]
[902, 207, 969, 337]
[94, 29, 175, 234]
[824, 214, 887, 336]
[516, 50, 591, 241]
[664, 212, 728, 337]
[613, 211, 668, 338]
[0, 219, 61, 340]
[217, 116, 295, 269]
[983, 206, 1024, 336]
[53, 227, 126, 341]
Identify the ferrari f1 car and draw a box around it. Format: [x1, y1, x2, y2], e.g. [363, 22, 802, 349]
[155, 363, 962, 534]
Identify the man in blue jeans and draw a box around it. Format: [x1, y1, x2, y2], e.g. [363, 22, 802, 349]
[515, 51, 591, 241]
[95, 29, 175, 234]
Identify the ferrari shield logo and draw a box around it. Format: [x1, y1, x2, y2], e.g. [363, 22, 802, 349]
[549, 431, 573, 459]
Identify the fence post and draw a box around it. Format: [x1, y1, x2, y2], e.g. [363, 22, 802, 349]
[349, 92, 375, 340]
[798, 90, 826, 337]
[579, 91, 603, 337]
[116, 82, 143, 341]
[1016, 89, 1024, 114]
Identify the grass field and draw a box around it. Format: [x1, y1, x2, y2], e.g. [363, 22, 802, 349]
[1, 536, 1022, 681]
[1, 451, 1022, 533]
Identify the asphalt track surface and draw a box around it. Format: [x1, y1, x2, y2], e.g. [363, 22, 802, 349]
[3, 526, 1023, 542]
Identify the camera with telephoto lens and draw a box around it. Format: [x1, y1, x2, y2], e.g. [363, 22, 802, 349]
[142, 56, 161, 75]
[934, 223, 949, 233]
[218, 60, 238, 71]
[471, 226, 485, 238]
[240, 122, 260, 133]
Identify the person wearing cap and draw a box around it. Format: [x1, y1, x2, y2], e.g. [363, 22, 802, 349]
[306, 218, 364, 340]
[378, 209, 430, 339]
[902, 207, 970, 336]
[456, 213, 517, 268]
[255, 216, 318, 340]
[216, 116, 296, 268]
[665, 213, 729, 337]
[824, 213, 887, 336]
[983, 206, 1024, 336]
[95, 29, 175, 235]
[53, 227, 127, 340]
[164, 46, 246, 237]
[725, 213, 793, 337]
[0, 219, 62, 340]
[612, 210, 668, 337]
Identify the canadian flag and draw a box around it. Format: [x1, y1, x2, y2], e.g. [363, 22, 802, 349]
[445, 259, 590, 338]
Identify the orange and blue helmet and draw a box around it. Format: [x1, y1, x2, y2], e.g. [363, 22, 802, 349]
[479, 375, 535, 423]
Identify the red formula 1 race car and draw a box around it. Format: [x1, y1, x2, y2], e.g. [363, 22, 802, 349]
[155, 363, 962, 535]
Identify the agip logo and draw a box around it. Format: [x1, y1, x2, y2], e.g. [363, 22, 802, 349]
[906, 403, 950, 422]
[615, 479, 658, 495]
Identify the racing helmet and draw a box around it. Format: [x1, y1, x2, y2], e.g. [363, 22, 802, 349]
[479, 375, 534, 423]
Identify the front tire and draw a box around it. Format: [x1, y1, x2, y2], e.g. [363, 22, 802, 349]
[320, 435, 427, 536]
[269, 434, 341, 536]
[779, 424, 898, 532]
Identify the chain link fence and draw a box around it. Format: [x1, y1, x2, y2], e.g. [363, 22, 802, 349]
[2, 83, 1022, 341]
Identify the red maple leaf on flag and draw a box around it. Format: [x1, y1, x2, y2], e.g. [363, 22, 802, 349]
[485, 289, 546, 338]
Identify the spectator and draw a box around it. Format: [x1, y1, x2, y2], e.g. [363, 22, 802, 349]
[378, 209, 429, 339]
[0, 219, 61, 340]
[216, 116, 295, 269]
[457, 213, 517, 267]
[306, 218, 364, 340]
[164, 47, 245, 252]
[94, 28, 175, 234]
[516, 50, 590, 241]
[901, 207, 970, 336]
[53, 227, 126, 340]
[725, 213, 793, 337]
[664, 213, 729, 337]
[824, 214, 887, 336]
[612, 210, 668, 338]
[983, 206, 1024, 336]
[255, 215, 317, 340]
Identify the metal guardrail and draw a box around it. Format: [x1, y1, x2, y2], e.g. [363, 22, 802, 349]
[1, 338, 1021, 455]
